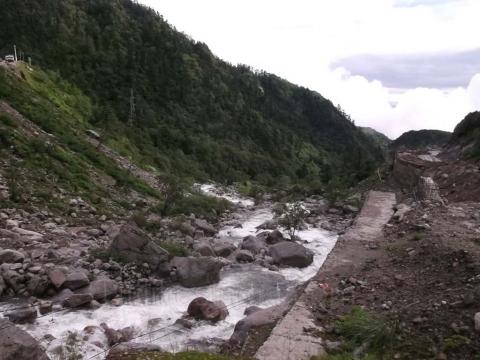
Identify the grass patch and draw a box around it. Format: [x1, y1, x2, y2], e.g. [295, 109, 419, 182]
[89, 249, 129, 264]
[333, 307, 398, 359]
[157, 241, 189, 257]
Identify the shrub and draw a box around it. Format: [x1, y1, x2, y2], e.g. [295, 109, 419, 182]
[274, 201, 309, 239]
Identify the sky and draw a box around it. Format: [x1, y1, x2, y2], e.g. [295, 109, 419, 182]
[139, 0, 480, 139]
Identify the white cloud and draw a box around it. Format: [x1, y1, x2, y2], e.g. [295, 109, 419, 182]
[140, 0, 480, 138]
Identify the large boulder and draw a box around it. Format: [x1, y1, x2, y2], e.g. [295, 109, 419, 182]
[170, 256, 223, 288]
[0, 319, 50, 360]
[241, 235, 266, 255]
[109, 224, 169, 274]
[0, 249, 24, 264]
[187, 297, 228, 322]
[76, 277, 118, 301]
[269, 242, 314, 268]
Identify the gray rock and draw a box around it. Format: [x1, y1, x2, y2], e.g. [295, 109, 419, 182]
[343, 205, 359, 214]
[170, 256, 223, 288]
[244, 306, 262, 316]
[266, 230, 285, 244]
[0, 265, 24, 292]
[187, 297, 228, 323]
[193, 219, 216, 236]
[109, 224, 169, 274]
[5, 306, 37, 324]
[193, 242, 215, 257]
[63, 293, 93, 308]
[38, 301, 53, 315]
[63, 271, 90, 290]
[212, 241, 236, 258]
[241, 235, 266, 255]
[26, 275, 49, 297]
[0, 319, 49, 359]
[76, 278, 118, 301]
[47, 267, 67, 289]
[0, 249, 24, 264]
[269, 242, 314, 268]
[236, 250, 254, 263]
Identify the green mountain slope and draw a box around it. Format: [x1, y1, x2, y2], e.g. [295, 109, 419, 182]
[447, 111, 480, 159]
[0, 0, 383, 186]
[391, 129, 451, 151]
[0, 62, 160, 213]
[359, 127, 391, 155]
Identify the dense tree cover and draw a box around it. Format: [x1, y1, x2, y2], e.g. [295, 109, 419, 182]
[391, 129, 451, 151]
[0, 0, 383, 186]
[449, 111, 480, 158]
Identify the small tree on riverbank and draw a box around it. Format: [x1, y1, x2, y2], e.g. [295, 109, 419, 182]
[274, 202, 309, 239]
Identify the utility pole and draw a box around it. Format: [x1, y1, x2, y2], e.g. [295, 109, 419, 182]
[13, 45, 17, 62]
[128, 88, 136, 127]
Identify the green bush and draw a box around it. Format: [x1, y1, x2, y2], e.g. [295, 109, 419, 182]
[166, 192, 232, 222]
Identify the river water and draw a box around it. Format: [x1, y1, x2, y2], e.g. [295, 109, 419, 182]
[1, 185, 337, 359]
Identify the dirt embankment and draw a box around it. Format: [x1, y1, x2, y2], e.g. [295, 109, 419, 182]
[298, 153, 480, 359]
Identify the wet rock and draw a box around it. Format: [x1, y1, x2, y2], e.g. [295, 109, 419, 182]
[236, 250, 254, 263]
[170, 256, 222, 288]
[0, 249, 24, 264]
[0, 265, 24, 292]
[63, 293, 93, 308]
[241, 235, 266, 255]
[244, 306, 262, 316]
[266, 230, 284, 244]
[187, 297, 228, 322]
[269, 242, 314, 268]
[106, 342, 162, 359]
[76, 277, 119, 301]
[111, 298, 123, 307]
[5, 306, 37, 324]
[109, 224, 169, 274]
[174, 318, 193, 329]
[0, 275, 5, 296]
[63, 271, 90, 290]
[212, 241, 236, 258]
[0, 319, 49, 360]
[38, 301, 53, 315]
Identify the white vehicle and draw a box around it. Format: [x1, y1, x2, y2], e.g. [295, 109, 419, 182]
[5, 55, 15, 63]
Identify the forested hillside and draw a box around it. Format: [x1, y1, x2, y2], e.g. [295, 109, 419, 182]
[391, 129, 451, 151]
[0, 0, 383, 186]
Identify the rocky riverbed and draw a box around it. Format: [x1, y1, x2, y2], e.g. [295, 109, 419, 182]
[0, 185, 355, 359]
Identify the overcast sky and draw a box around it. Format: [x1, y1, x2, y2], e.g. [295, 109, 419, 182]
[139, 0, 480, 139]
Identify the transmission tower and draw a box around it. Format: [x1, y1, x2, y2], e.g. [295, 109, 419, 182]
[128, 88, 136, 127]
